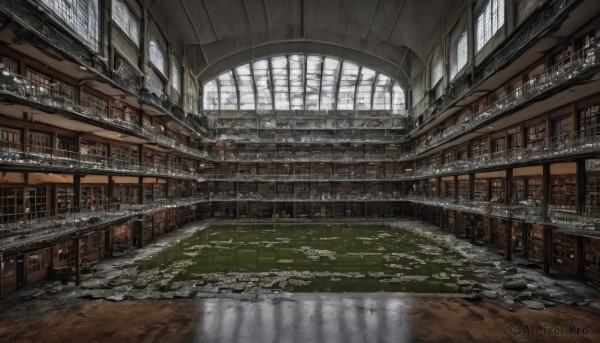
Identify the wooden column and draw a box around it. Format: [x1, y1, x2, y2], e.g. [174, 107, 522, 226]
[75, 238, 81, 285]
[542, 163, 550, 222]
[576, 159, 586, 214]
[543, 226, 552, 275]
[576, 236, 585, 279]
[522, 223, 529, 259]
[74, 173, 81, 213]
[505, 220, 512, 261]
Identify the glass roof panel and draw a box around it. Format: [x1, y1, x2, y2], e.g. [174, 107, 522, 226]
[305, 56, 322, 110]
[337, 62, 359, 110]
[203, 79, 219, 111]
[253, 59, 272, 111]
[373, 74, 391, 110]
[218, 71, 237, 110]
[289, 55, 305, 110]
[355, 68, 376, 110]
[203, 55, 403, 114]
[319, 57, 340, 111]
[271, 56, 289, 110]
[235, 64, 255, 110]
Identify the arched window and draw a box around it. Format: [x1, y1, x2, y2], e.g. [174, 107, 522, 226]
[40, 0, 100, 51]
[202, 55, 402, 113]
[112, 0, 139, 46]
[392, 84, 406, 115]
[356, 68, 376, 111]
[203, 80, 219, 111]
[235, 64, 255, 110]
[373, 75, 391, 110]
[337, 62, 359, 110]
[148, 40, 166, 75]
[430, 45, 443, 87]
[171, 59, 182, 94]
[476, 0, 505, 51]
[450, 21, 468, 79]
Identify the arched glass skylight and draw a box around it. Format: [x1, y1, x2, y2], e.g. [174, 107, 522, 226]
[202, 55, 406, 114]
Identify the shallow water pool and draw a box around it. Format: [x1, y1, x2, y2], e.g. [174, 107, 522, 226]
[139, 223, 474, 293]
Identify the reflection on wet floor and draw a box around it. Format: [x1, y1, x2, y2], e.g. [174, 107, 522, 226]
[139, 223, 474, 293]
[195, 294, 412, 343]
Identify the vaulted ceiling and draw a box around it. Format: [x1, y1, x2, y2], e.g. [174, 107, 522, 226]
[147, 0, 465, 87]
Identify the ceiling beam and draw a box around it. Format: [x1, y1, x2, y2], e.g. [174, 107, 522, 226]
[385, 0, 406, 42]
[201, 0, 220, 41]
[364, 0, 380, 40]
[242, 0, 254, 32]
[179, 0, 208, 65]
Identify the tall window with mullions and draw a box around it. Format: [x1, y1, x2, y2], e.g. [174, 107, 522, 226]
[39, 0, 100, 52]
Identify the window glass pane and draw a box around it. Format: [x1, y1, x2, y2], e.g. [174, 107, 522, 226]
[149, 41, 166, 75]
[235, 63, 255, 110]
[337, 62, 359, 110]
[412, 75, 424, 105]
[476, 0, 505, 51]
[450, 22, 468, 79]
[392, 83, 405, 115]
[289, 55, 305, 110]
[201, 55, 402, 114]
[40, 0, 100, 51]
[320, 58, 340, 111]
[219, 71, 237, 110]
[112, 0, 139, 46]
[373, 74, 391, 110]
[430, 45, 443, 86]
[253, 59, 272, 111]
[356, 68, 376, 110]
[305, 56, 322, 110]
[171, 59, 181, 93]
[203, 80, 219, 110]
[271, 56, 289, 110]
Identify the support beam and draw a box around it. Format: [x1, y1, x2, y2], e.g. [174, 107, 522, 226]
[75, 238, 82, 285]
[576, 236, 585, 279]
[543, 226, 552, 275]
[505, 220, 512, 261]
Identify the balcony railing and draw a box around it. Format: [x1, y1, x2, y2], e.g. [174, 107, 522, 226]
[207, 192, 404, 202]
[405, 195, 599, 234]
[0, 0, 207, 135]
[412, 0, 578, 130]
[410, 46, 600, 158]
[202, 151, 406, 162]
[0, 196, 204, 250]
[202, 173, 406, 182]
[0, 140, 202, 180]
[0, 69, 208, 160]
[411, 134, 600, 179]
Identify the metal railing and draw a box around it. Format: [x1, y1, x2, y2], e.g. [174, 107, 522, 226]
[411, 134, 600, 180]
[0, 140, 202, 180]
[409, 45, 600, 158]
[412, 0, 577, 130]
[0, 195, 205, 250]
[405, 195, 599, 234]
[0, 69, 208, 160]
[0, 0, 207, 136]
[202, 173, 406, 182]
